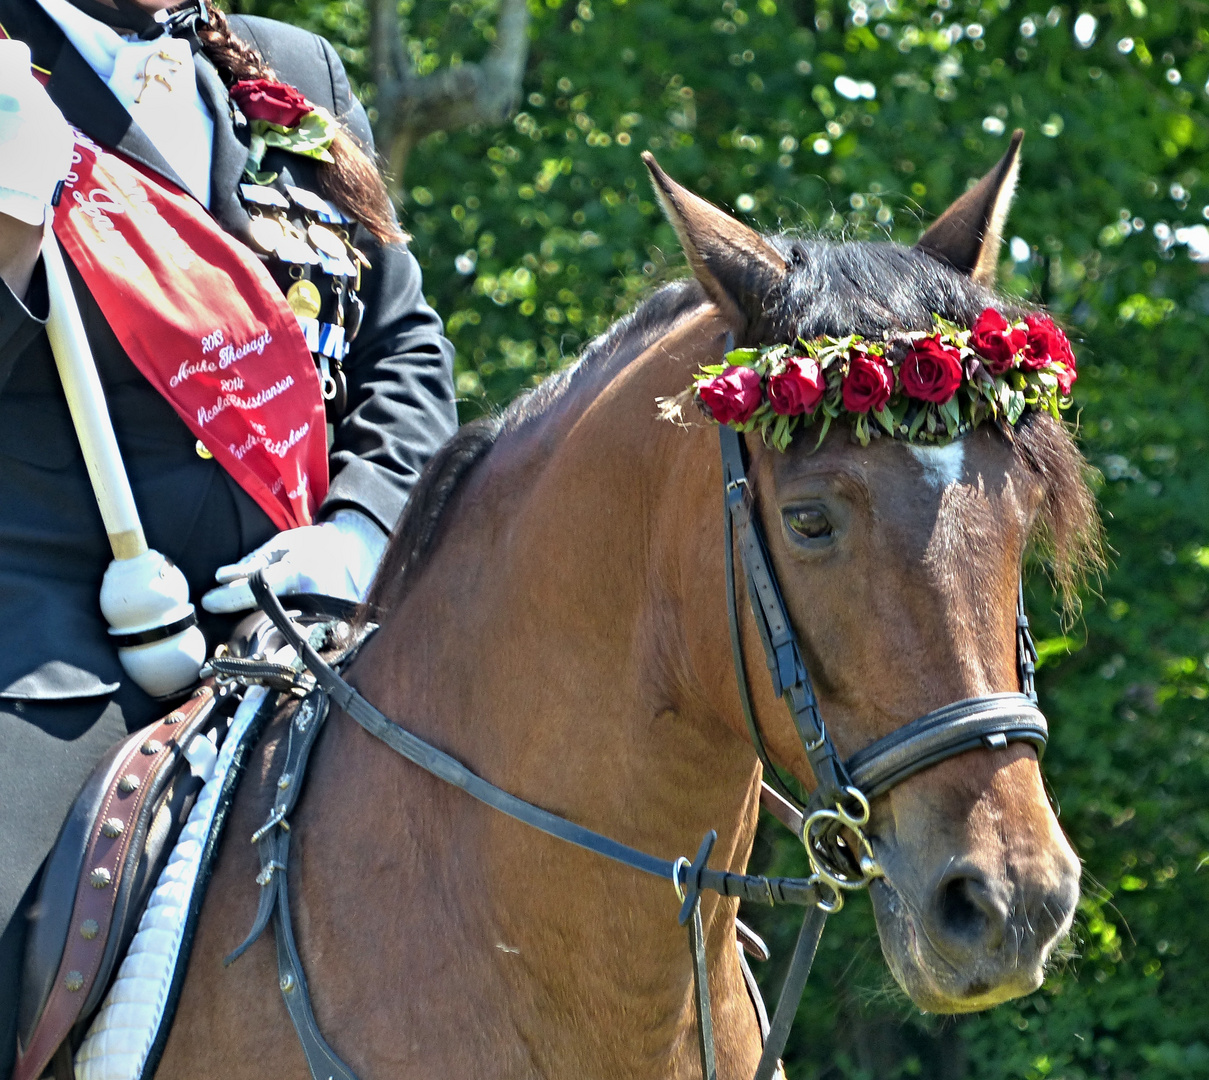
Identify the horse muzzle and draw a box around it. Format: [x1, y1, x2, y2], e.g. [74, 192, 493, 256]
[866, 795, 1081, 1014]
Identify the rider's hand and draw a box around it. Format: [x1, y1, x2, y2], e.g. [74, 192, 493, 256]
[0, 41, 75, 227]
[200, 509, 389, 614]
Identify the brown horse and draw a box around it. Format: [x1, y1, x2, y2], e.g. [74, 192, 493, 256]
[156, 143, 1099, 1079]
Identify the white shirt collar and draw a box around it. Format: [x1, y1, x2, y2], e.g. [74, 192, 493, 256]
[33, 0, 216, 205]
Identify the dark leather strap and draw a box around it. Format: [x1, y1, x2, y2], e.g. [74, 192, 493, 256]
[846, 692, 1048, 800]
[720, 426, 852, 808]
[688, 902, 717, 1080]
[225, 689, 331, 965]
[751, 906, 828, 1080]
[271, 829, 359, 1080]
[244, 575, 824, 911]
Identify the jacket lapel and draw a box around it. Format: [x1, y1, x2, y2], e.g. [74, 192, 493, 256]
[2, 0, 231, 206]
[193, 54, 251, 232]
[46, 45, 191, 194]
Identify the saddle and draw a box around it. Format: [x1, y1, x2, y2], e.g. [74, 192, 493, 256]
[12, 606, 305, 1080]
[13, 684, 229, 1080]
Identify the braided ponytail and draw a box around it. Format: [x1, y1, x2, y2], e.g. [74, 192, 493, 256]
[198, 2, 404, 246]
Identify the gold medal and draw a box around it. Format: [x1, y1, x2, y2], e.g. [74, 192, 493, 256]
[249, 215, 284, 253]
[286, 279, 323, 320]
[194, 439, 213, 460]
[307, 223, 346, 259]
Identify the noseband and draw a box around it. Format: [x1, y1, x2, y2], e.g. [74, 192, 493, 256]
[222, 424, 1048, 1080]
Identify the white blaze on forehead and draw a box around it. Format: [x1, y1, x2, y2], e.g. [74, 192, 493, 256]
[908, 441, 966, 489]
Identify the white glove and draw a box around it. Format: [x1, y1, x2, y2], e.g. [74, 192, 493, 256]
[0, 41, 76, 226]
[201, 509, 389, 614]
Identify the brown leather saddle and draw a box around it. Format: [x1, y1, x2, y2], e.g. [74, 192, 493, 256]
[13, 603, 328, 1080]
[13, 684, 228, 1080]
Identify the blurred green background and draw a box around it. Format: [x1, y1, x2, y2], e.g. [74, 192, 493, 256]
[233, 0, 1208, 1075]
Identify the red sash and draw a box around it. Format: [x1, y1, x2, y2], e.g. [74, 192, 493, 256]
[0, 22, 330, 530]
[51, 131, 329, 529]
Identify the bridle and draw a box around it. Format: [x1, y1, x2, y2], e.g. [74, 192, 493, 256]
[219, 425, 1048, 1080]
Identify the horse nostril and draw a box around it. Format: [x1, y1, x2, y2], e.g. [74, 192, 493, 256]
[927, 871, 1008, 961]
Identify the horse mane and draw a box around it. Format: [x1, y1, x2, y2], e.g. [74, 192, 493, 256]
[364, 238, 1100, 621]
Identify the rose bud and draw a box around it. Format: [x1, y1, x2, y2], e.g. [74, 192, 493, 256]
[970, 308, 1028, 375]
[842, 351, 894, 413]
[1020, 314, 1076, 372]
[767, 356, 826, 415]
[230, 79, 315, 128]
[698, 365, 764, 425]
[899, 336, 963, 403]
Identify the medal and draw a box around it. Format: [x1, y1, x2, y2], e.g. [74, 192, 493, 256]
[307, 223, 346, 259]
[249, 215, 284, 253]
[240, 183, 290, 209]
[276, 221, 320, 265]
[286, 279, 323, 320]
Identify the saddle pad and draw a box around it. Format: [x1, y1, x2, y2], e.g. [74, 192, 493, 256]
[74, 685, 270, 1080]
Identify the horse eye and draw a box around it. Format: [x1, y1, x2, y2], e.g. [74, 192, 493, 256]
[784, 507, 833, 540]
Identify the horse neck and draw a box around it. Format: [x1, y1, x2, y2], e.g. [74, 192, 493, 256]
[345, 306, 764, 1059]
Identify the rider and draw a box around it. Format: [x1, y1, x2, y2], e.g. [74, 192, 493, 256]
[0, 0, 457, 1070]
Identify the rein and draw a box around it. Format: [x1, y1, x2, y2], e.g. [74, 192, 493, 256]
[220, 425, 1048, 1080]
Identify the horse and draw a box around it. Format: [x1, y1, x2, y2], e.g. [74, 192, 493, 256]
[154, 141, 1100, 1079]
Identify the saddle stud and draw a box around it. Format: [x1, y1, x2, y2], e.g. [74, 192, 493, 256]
[101, 817, 124, 838]
[142, 739, 164, 755]
[164, 711, 183, 724]
[280, 972, 295, 993]
[277, 773, 293, 790]
[90, 867, 112, 888]
[80, 919, 99, 940]
[65, 971, 84, 992]
[118, 774, 140, 794]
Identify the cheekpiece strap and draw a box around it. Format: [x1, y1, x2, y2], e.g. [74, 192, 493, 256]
[719, 426, 852, 807]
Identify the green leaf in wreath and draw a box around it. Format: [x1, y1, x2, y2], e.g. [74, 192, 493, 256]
[939, 396, 961, 434]
[1006, 389, 1027, 425]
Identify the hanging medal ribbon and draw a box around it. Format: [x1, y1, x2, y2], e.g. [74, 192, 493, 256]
[47, 129, 329, 530]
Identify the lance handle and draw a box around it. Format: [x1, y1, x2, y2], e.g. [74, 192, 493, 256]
[42, 225, 148, 561]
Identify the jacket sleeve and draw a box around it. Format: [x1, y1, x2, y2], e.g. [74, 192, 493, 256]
[0, 259, 49, 395]
[322, 231, 458, 533]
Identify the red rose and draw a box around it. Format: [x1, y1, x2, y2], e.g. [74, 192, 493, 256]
[1053, 361, 1077, 396]
[230, 79, 314, 128]
[970, 307, 1027, 375]
[842, 351, 894, 413]
[1020, 315, 1076, 373]
[767, 356, 825, 415]
[698, 365, 764, 425]
[899, 336, 964, 403]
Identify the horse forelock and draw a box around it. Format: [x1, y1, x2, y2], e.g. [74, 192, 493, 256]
[364, 234, 1099, 625]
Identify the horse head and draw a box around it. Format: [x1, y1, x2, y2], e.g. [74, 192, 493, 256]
[644, 141, 1099, 1015]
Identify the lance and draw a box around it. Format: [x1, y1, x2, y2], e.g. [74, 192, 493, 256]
[42, 226, 206, 697]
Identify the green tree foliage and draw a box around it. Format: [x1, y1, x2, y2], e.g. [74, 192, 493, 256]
[233, 0, 1209, 1074]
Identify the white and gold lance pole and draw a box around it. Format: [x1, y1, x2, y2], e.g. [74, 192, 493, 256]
[42, 226, 206, 697]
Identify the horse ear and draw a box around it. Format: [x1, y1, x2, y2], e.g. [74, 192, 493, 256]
[915, 129, 1023, 285]
[642, 151, 788, 328]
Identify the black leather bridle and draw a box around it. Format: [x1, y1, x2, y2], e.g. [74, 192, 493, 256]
[220, 423, 1049, 1080]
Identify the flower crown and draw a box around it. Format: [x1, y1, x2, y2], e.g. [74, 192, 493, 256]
[669, 309, 1076, 451]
